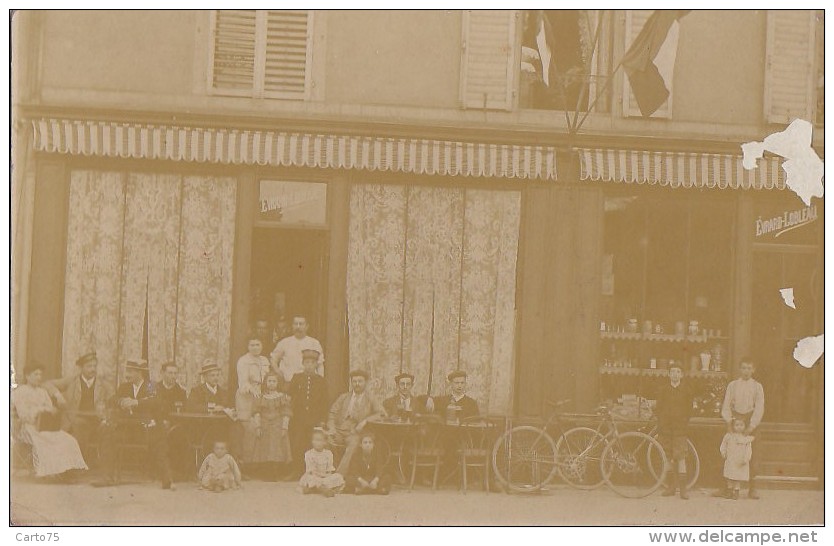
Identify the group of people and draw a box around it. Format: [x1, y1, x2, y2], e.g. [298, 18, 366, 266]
[11, 315, 482, 497]
[654, 357, 765, 500]
[13, 314, 766, 499]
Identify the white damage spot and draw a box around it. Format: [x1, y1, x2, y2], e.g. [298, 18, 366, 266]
[779, 288, 796, 309]
[792, 334, 824, 368]
[742, 119, 824, 206]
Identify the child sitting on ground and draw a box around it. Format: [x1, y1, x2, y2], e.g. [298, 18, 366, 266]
[719, 418, 754, 500]
[344, 431, 391, 495]
[198, 440, 242, 492]
[299, 428, 344, 497]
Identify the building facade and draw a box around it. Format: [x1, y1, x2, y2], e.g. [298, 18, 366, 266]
[12, 10, 824, 485]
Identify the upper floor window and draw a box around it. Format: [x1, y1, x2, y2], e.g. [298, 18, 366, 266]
[519, 10, 613, 113]
[208, 10, 313, 100]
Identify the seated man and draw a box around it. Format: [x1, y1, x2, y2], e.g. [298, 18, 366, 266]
[427, 370, 480, 423]
[45, 351, 114, 464]
[186, 361, 231, 414]
[96, 359, 173, 489]
[382, 372, 429, 419]
[154, 361, 187, 415]
[327, 369, 383, 475]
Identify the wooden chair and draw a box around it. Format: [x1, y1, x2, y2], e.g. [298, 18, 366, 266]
[408, 415, 445, 491]
[114, 421, 152, 481]
[457, 415, 502, 493]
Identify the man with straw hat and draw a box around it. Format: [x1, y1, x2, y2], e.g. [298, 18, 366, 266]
[186, 360, 231, 414]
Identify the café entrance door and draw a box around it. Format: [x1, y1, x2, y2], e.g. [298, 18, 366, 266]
[250, 228, 328, 346]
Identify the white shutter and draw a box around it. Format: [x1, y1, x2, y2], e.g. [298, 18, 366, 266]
[209, 10, 311, 100]
[263, 10, 312, 100]
[460, 10, 517, 110]
[622, 9, 671, 118]
[209, 10, 258, 96]
[764, 10, 816, 124]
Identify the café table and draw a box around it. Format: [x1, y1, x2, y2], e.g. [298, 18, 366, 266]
[166, 410, 235, 476]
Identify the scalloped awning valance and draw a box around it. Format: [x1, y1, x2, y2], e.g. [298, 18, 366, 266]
[578, 147, 787, 190]
[30, 118, 560, 181]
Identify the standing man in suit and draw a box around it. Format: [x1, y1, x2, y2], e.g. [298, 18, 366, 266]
[427, 370, 480, 423]
[286, 348, 329, 479]
[96, 359, 173, 489]
[45, 351, 114, 463]
[328, 369, 384, 475]
[382, 372, 429, 419]
[186, 361, 231, 414]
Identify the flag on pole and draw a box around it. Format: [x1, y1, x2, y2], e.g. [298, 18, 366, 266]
[622, 10, 689, 117]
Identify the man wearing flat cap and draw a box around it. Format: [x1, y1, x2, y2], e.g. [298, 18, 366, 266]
[45, 351, 114, 463]
[383, 372, 429, 418]
[328, 369, 384, 475]
[96, 359, 174, 489]
[428, 370, 480, 423]
[287, 348, 329, 478]
[185, 361, 231, 414]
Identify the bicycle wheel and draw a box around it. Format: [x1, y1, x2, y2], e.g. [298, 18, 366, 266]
[601, 431, 667, 498]
[554, 427, 606, 489]
[492, 426, 558, 493]
[646, 437, 700, 491]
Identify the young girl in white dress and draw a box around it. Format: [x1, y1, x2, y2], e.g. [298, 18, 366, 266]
[719, 418, 754, 500]
[299, 428, 344, 497]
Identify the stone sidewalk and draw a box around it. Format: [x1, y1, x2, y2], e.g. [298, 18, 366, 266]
[10, 474, 823, 526]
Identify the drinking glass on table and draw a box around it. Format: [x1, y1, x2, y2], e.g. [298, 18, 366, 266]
[207, 402, 216, 413]
[174, 401, 184, 414]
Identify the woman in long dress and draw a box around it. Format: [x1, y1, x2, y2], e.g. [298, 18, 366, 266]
[235, 338, 272, 471]
[12, 362, 88, 478]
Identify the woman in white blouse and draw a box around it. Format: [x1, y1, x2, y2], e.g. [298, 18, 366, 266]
[236, 338, 272, 466]
[12, 362, 88, 479]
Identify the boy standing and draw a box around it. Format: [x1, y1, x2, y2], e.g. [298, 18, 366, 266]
[719, 358, 764, 499]
[655, 362, 693, 499]
[287, 348, 329, 479]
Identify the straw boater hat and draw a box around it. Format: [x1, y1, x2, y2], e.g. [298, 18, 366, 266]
[125, 359, 149, 373]
[75, 352, 97, 367]
[394, 372, 414, 383]
[199, 361, 222, 375]
[447, 370, 467, 381]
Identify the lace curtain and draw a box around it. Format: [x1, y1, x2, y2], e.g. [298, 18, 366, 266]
[347, 184, 521, 414]
[61, 170, 236, 390]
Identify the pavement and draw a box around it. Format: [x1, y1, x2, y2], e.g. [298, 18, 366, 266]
[9, 473, 823, 526]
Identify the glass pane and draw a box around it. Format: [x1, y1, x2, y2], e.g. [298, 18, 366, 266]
[259, 180, 327, 226]
[643, 201, 687, 331]
[688, 201, 733, 335]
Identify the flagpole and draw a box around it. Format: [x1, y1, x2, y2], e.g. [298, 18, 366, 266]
[570, 10, 607, 134]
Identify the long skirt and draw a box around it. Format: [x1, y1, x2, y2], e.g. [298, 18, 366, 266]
[21, 424, 88, 477]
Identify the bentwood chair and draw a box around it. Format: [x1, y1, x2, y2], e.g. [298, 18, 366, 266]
[408, 415, 445, 491]
[457, 415, 502, 493]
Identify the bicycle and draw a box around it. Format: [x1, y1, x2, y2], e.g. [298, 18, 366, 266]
[491, 399, 668, 498]
[642, 422, 701, 491]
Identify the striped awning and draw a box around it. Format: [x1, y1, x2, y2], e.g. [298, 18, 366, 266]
[578, 147, 787, 190]
[30, 118, 559, 181]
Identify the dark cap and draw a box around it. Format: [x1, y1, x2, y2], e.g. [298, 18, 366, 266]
[394, 372, 414, 383]
[76, 352, 97, 367]
[447, 370, 467, 381]
[199, 361, 222, 375]
[125, 359, 149, 372]
[348, 369, 369, 380]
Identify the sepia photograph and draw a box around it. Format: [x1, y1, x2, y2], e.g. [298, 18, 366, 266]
[7, 6, 826, 531]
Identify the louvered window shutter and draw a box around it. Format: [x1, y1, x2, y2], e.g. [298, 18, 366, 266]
[764, 10, 816, 124]
[210, 10, 258, 96]
[460, 10, 517, 110]
[209, 10, 312, 100]
[263, 10, 312, 99]
[622, 9, 672, 118]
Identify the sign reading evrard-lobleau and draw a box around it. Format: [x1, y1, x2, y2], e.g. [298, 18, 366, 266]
[754, 203, 819, 244]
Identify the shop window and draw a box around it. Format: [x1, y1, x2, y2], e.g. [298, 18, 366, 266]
[519, 10, 612, 112]
[600, 194, 734, 417]
[258, 180, 327, 227]
[209, 10, 313, 100]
